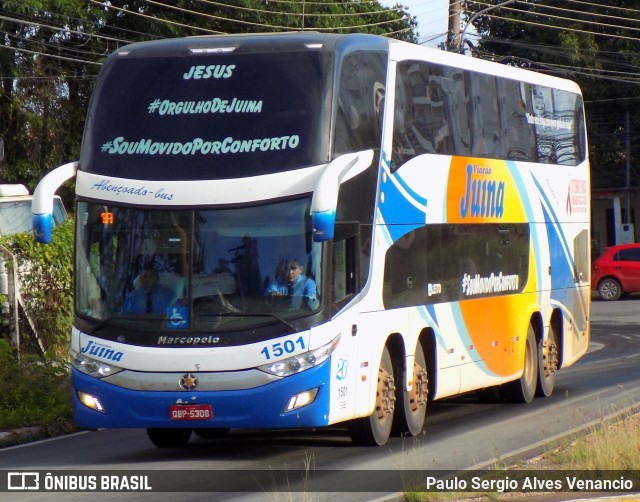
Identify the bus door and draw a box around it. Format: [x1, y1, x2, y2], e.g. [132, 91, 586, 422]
[327, 221, 363, 422]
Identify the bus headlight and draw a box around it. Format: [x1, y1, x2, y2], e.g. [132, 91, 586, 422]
[258, 335, 340, 377]
[71, 349, 123, 378]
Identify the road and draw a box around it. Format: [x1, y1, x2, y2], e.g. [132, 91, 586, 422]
[1, 296, 640, 501]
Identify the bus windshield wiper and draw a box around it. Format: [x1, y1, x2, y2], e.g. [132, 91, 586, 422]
[87, 316, 163, 335]
[200, 312, 296, 332]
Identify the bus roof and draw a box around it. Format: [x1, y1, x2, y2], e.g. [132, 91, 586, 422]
[109, 32, 390, 59]
[388, 38, 582, 95]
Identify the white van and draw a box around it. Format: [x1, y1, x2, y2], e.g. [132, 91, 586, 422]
[0, 184, 67, 235]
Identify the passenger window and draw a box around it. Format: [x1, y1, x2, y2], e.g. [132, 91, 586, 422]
[469, 73, 502, 158]
[501, 80, 534, 161]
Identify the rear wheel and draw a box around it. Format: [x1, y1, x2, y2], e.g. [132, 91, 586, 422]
[146, 428, 192, 448]
[536, 329, 558, 397]
[503, 325, 538, 403]
[598, 278, 622, 301]
[392, 341, 428, 437]
[349, 346, 396, 446]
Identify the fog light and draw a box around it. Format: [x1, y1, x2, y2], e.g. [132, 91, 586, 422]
[77, 391, 105, 413]
[285, 388, 318, 412]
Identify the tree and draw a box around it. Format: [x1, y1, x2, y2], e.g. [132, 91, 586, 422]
[463, 0, 640, 191]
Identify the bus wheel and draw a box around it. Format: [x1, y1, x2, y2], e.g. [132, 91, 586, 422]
[146, 428, 192, 448]
[536, 330, 558, 397]
[503, 325, 538, 403]
[348, 346, 396, 446]
[392, 341, 428, 437]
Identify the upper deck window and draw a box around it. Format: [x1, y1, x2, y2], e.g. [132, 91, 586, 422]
[82, 50, 332, 180]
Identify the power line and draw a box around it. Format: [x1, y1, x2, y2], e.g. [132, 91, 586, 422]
[467, 1, 640, 41]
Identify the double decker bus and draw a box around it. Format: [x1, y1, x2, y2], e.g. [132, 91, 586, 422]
[33, 32, 590, 447]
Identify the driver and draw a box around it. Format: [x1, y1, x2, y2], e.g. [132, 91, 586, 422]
[265, 259, 318, 310]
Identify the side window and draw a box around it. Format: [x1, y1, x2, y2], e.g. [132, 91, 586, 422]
[391, 61, 585, 167]
[383, 228, 429, 308]
[530, 85, 556, 163]
[445, 66, 470, 156]
[335, 52, 387, 156]
[332, 223, 359, 308]
[392, 61, 445, 168]
[617, 248, 640, 261]
[501, 80, 535, 161]
[392, 61, 461, 168]
[468, 72, 502, 158]
[382, 223, 529, 309]
[553, 89, 585, 166]
[426, 63, 452, 154]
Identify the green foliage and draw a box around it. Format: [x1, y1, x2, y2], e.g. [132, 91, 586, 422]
[0, 219, 74, 356]
[0, 349, 72, 429]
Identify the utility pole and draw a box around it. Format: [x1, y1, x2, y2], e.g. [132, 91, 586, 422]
[625, 109, 631, 226]
[446, 0, 462, 52]
[449, 0, 520, 53]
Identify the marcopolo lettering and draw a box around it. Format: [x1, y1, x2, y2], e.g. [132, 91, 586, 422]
[157, 335, 220, 346]
[80, 340, 124, 362]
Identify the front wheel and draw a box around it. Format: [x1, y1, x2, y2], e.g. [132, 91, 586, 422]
[598, 278, 622, 301]
[503, 326, 538, 404]
[348, 346, 396, 446]
[146, 428, 192, 448]
[392, 341, 428, 437]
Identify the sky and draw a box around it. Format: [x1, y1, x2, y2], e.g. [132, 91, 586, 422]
[392, 0, 451, 47]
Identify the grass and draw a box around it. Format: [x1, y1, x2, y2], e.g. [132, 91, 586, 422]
[0, 342, 75, 446]
[403, 411, 640, 501]
[532, 411, 640, 470]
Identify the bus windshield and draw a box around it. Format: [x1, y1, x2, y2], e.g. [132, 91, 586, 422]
[82, 49, 331, 180]
[75, 198, 322, 333]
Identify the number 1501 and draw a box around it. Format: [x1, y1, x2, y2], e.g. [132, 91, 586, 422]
[260, 336, 306, 360]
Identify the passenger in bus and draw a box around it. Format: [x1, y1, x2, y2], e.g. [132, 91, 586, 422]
[265, 258, 318, 310]
[123, 267, 177, 314]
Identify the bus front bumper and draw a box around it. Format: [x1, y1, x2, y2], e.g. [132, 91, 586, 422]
[71, 360, 331, 430]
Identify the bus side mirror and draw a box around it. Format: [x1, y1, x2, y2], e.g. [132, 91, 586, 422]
[311, 209, 336, 242]
[311, 150, 374, 242]
[32, 161, 78, 243]
[0, 138, 4, 164]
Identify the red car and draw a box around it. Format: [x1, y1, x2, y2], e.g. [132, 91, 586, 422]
[592, 243, 640, 300]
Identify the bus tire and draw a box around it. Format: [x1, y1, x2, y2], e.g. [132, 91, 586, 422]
[146, 428, 192, 448]
[348, 345, 396, 446]
[536, 329, 557, 397]
[392, 340, 428, 437]
[503, 325, 538, 403]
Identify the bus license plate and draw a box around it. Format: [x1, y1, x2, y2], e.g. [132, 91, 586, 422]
[169, 404, 213, 421]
